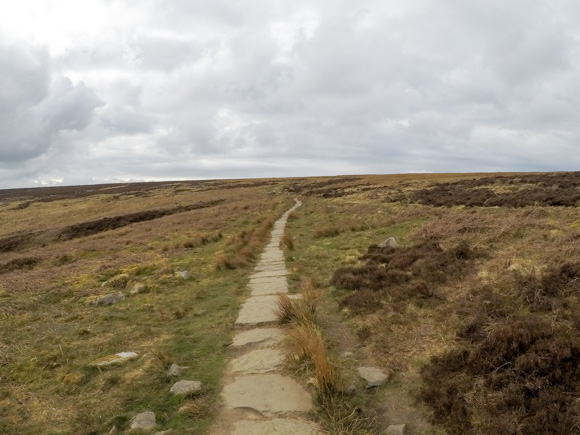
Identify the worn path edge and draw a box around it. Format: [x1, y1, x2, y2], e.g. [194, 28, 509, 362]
[209, 199, 323, 435]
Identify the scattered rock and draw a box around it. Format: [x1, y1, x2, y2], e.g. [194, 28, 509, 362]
[378, 237, 397, 248]
[131, 411, 156, 430]
[357, 366, 388, 387]
[167, 363, 183, 377]
[170, 380, 202, 395]
[129, 283, 148, 295]
[102, 273, 130, 289]
[92, 351, 139, 367]
[386, 423, 407, 435]
[93, 291, 125, 306]
[345, 384, 356, 395]
[175, 270, 190, 279]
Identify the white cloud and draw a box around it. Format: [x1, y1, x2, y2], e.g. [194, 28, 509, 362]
[1, 0, 580, 187]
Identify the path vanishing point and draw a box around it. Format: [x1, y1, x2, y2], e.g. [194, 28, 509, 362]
[210, 199, 323, 435]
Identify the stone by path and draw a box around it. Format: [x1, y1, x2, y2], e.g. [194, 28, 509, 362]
[211, 199, 323, 434]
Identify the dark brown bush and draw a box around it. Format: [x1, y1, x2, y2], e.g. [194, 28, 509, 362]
[58, 199, 224, 240]
[392, 172, 580, 208]
[0, 257, 41, 274]
[331, 241, 476, 313]
[516, 262, 580, 311]
[422, 315, 580, 434]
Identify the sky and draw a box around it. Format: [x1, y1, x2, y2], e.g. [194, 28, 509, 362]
[1, 0, 579, 188]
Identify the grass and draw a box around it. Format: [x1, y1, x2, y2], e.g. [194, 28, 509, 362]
[284, 172, 580, 434]
[0, 180, 292, 434]
[2, 171, 579, 434]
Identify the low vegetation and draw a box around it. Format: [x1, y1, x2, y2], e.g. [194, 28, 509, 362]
[2, 171, 579, 434]
[0, 180, 291, 434]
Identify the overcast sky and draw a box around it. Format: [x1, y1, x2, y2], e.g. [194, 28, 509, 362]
[1, 1, 579, 188]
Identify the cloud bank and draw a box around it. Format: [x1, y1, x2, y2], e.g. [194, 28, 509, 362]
[1, 0, 579, 187]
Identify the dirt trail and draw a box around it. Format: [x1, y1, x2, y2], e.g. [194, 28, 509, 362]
[210, 199, 323, 435]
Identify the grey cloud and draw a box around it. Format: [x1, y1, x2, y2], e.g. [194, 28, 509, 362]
[3, 0, 580, 187]
[0, 42, 103, 164]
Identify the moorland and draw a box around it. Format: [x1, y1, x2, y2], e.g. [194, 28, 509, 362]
[0, 172, 579, 434]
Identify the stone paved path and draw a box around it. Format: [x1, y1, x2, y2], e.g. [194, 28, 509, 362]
[211, 199, 323, 434]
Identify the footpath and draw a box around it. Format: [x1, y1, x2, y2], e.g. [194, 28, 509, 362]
[210, 199, 323, 434]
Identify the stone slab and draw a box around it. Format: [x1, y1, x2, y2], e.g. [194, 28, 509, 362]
[260, 252, 285, 262]
[255, 261, 286, 271]
[232, 418, 322, 435]
[222, 374, 312, 416]
[232, 328, 284, 348]
[235, 295, 279, 325]
[250, 269, 288, 279]
[230, 348, 284, 374]
[249, 280, 288, 296]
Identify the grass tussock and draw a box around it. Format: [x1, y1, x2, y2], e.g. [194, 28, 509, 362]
[280, 229, 294, 250]
[288, 321, 339, 394]
[278, 276, 375, 433]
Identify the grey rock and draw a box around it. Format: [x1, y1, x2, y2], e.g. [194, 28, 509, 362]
[167, 363, 182, 377]
[131, 411, 156, 430]
[345, 384, 356, 395]
[94, 291, 125, 306]
[129, 283, 148, 295]
[170, 380, 202, 395]
[378, 237, 397, 248]
[357, 366, 388, 387]
[92, 351, 139, 367]
[385, 424, 406, 435]
[175, 270, 190, 279]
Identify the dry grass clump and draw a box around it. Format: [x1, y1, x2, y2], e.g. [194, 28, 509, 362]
[275, 294, 317, 326]
[288, 321, 339, 394]
[280, 229, 294, 250]
[314, 225, 341, 238]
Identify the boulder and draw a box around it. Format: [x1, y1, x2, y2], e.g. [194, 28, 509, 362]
[378, 237, 397, 248]
[94, 292, 125, 306]
[170, 380, 202, 395]
[357, 366, 388, 387]
[130, 411, 156, 430]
